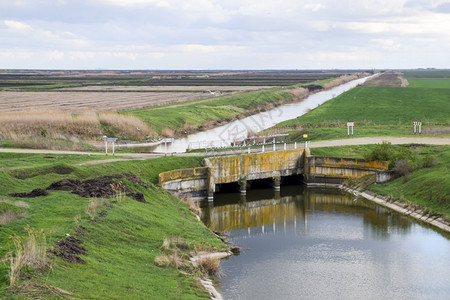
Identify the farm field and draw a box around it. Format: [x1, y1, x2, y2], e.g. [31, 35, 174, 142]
[0, 70, 347, 113]
[0, 91, 218, 113]
[266, 70, 450, 141]
[57, 85, 276, 91]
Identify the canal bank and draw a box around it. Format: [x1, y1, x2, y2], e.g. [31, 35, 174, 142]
[344, 186, 450, 233]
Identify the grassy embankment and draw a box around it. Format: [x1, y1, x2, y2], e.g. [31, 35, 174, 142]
[0, 154, 226, 298]
[128, 89, 297, 136]
[310, 144, 449, 219]
[265, 72, 450, 141]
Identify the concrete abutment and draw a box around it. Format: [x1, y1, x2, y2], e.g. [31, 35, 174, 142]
[159, 148, 389, 202]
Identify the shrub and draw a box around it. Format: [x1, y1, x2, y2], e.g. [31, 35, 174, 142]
[364, 141, 393, 162]
[394, 159, 410, 181]
[421, 154, 438, 168]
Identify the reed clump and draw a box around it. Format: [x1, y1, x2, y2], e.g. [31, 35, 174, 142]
[196, 256, 220, 276]
[85, 198, 104, 220]
[4, 225, 50, 289]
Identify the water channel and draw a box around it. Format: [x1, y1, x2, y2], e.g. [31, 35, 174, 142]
[201, 185, 450, 299]
[149, 76, 373, 153]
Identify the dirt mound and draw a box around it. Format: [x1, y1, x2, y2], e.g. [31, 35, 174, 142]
[52, 236, 87, 263]
[47, 174, 147, 202]
[9, 174, 148, 202]
[9, 188, 48, 198]
[51, 226, 87, 263]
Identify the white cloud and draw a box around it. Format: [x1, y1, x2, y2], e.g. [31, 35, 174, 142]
[4, 20, 32, 31]
[46, 50, 65, 60]
[0, 0, 449, 69]
[92, 0, 171, 7]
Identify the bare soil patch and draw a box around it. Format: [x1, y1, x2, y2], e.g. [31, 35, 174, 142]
[9, 173, 149, 202]
[363, 72, 406, 87]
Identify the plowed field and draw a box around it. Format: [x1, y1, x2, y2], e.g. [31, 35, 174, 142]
[0, 91, 218, 112]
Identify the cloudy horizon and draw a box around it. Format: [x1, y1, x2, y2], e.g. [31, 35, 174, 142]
[1, 0, 449, 70]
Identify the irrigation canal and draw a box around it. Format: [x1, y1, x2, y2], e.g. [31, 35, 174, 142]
[144, 76, 373, 153]
[201, 185, 450, 299]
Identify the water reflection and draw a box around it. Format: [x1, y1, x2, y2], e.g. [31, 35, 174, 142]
[201, 186, 450, 299]
[201, 186, 414, 239]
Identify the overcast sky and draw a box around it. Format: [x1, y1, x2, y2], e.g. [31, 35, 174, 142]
[1, 0, 449, 70]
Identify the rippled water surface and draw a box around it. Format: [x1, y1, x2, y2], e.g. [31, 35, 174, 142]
[201, 186, 450, 300]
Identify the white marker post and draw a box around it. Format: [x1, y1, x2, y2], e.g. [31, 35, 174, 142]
[413, 121, 422, 134]
[162, 138, 174, 156]
[347, 122, 354, 136]
[104, 136, 118, 156]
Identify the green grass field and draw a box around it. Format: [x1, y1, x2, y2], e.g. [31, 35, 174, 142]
[0, 153, 115, 168]
[269, 74, 450, 141]
[0, 155, 226, 298]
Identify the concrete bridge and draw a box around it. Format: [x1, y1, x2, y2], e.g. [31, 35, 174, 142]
[159, 148, 389, 202]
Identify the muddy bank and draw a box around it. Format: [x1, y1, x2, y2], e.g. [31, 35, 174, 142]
[343, 186, 450, 233]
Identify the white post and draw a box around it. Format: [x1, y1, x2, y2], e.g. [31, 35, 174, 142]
[284, 143, 286, 150]
[347, 125, 350, 136]
[112, 141, 115, 156]
[248, 147, 250, 154]
[105, 138, 108, 156]
[273, 138, 275, 144]
[165, 141, 167, 156]
[294, 142, 297, 149]
[305, 141, 308, 148]
[419, 124, 422, 134]
[273, 143, 276, 151]
[414, 124, 416, 133]
[262, 145, 265, 152]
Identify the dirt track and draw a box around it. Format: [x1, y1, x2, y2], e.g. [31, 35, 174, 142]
[1, 136, 448, 168]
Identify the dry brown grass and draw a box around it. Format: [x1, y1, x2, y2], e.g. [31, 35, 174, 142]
[0, 199, 29, 225]
[0, 211, 28, 225]
[0, 111, 100, 140]
[110, 182, 125, 203]
[323, 75, 359, 89]
[5, 225, 50, 289]
[99, 113, 156, 139]
[196, 256, 220, 276]
[287, 87, 309, 99]
[0, 110, 156, 146]
[161, 127, 174, 138]
[85, 198, 104, 220]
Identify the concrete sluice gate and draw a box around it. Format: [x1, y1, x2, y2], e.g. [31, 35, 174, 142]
[159, 148, 391, 202]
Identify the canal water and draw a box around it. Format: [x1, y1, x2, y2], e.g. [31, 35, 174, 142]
[201, 186, 450, 299]
[150, 76, 373, 153]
